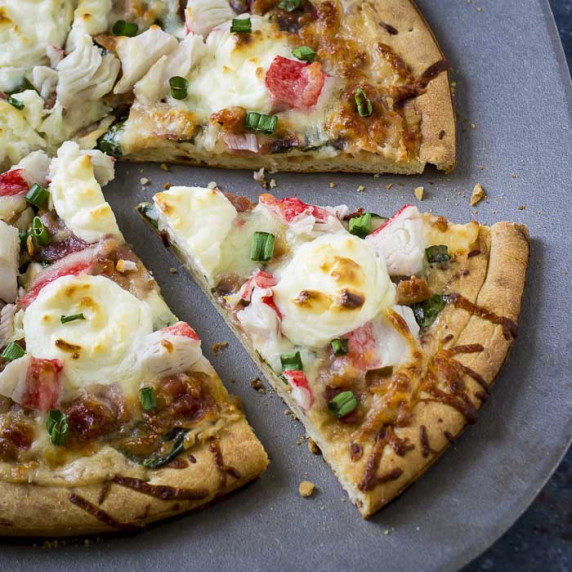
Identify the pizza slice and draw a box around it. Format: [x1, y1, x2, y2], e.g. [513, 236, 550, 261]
[138, 188, 529, 517]
[0, 143, 268, 536]
[90, 0, 454, 174]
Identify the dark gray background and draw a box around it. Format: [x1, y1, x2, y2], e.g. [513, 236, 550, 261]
[1, 1, 571, 571]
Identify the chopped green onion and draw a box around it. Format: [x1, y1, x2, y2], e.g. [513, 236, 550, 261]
[245, 111, 278, 134]
[355, 88, 373, 117]
[60, 313, 85, 324]
[280, 351, 303, 371]
[139, 387, 157, 411]
[7, 96, 24, 110]
[32, 216, 50, 246]
[96, 121, 124, 158]
[1, 342, 26, 362]
[19, 230, 28, 248]
[137, 202, 159, 229]
[349, 212, 372, 238]
[250, 232, 276, 262]
[292, 46, 316, 62]
[412, 294, 447, 328]
[331, 338, 349, 356]
[47, 410, 68, 446]
[231, 17, 252, 33]
[426, 245, 451, 264]
[279, 0, 302, 11]
[328, 391, 358, 418]
[25, 184, 50, 208]
[169, 76, 188, 100]
[112, 20, 138, 37]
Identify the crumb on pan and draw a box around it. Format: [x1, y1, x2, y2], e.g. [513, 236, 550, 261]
[163, 183, 171, 190]
[160, 163, 169, 171]
[212, 341, 229, 355]
[414, 186, 425, 201]
[308, 439, 321, 455]
[299, 481, 315, 498]
[169, 267, 178, 274]
[207, 181, 217, 189]
[269, 178, 277, 189]
[329, 182, 337, 189]
[357, 185, 366, 193]
[253, 168, 269, 189]
[385, 183, 393, 190]
[518, 205, 526, 210]
[250, 378, 265, 393]
[140, 177, 149, 185]
[470, 183, 486, 206]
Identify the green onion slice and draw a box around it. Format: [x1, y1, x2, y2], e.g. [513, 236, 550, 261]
[7, 96, 24, 110]
[279, 0, 302, 11]
[112, 20, 138, 37]
[280, 351, 303, 371]
[19, 230, 28, 248]
[231, 17, 252, 33]
[169, 76, 188, 100]
[250, 232, 276, 262]
[139, 387, 157, 411]
[32, 216, 50, 246]
[96, 121, 124, 158]
[245, 111, 278, 134]
[292, 46, 316, 62]
[1, 342, 26, 362]
[331, 338, 349, 356]
[328, 391, 358, 418]
[355, 88, 373, 117]
[425, 245, 451, 264]
[61, 313, 85, 324]
[137, 202, 159, 229]
[47, 410, 68, 446]
[412, 294, 447, 329]
[349, 212, 373, 238]
[25, 184, 50, 208]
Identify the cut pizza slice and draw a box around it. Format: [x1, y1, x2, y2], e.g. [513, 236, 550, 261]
[138, 188, 529, 517]
[92, 0, 454, 174]
[0, 143, 268, 536]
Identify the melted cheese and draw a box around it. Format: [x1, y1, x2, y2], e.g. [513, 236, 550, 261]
[0, 0, 74, 92]
[0, 220, 19, 303]
[185, 0, 236, 37]
[66, 0, 112, 52]
[49, 142, 122, 243]
[154, 186, 237, 282]
[423, 215, 480, 254]
[273, 233, 395, 348]
[23, 274, 154, 393]
[185, 17, 292, 120]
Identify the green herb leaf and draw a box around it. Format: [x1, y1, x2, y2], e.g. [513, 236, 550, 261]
[60, 313, 85, 324]
[112, 20, 138, 36]
[32, 216, 50, 246]
[1, 342, 26, 362]
[96, 121, 124, 158]
[139, 387, 157, 411]
[245, 111, 278, 134]
[331, 338, 349, 356]
[280, 351, 303, 371]
[137, 202, 159, 229]
[141, 428, 188, 469]
[250, 231, 276, 262]
[349, 212, 372, 238]
[7, 96, 24, 110]
[412, 294, 447, 328]
[328, 391, 358, 418]
[25, 184, 50, 208]
[19, 230, 28, 248]
[292, 46, 316, 62]
[278, 0, 302, 12]
[47, 410, 68, 446]
[355, 88, 373, 117]
[231, 17, 252, 33]
[169, 76, 188, 100]
[425, 245, 451, 264]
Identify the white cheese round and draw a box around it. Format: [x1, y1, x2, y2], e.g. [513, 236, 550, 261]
[273, 233, 395, 348]
[23, 274, 153, 392]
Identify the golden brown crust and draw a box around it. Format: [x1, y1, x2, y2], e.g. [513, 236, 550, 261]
[0, 417, 268, 536]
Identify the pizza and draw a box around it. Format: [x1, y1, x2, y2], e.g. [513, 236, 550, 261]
[0, 144, 268, 536]
[138, 188, 529, 517]
[1, 0, 455, 175]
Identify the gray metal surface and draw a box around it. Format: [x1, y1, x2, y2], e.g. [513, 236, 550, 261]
[2, 1, 571, 570]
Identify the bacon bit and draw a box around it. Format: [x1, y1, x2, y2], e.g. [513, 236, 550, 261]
[298, 480, 315, 497]
[0, 169, 29, 196]
[259, 193, 329, 223]
[162, 322, 200, 341]
[265, 56, 326, 109]
[470, 183, 486, 206]
[396, 276, 432, 305]
[209, 107, 247, 134]
[224, 192, 253, 213]
[22, 358, 63, 412]
[283, 370, 313, 411]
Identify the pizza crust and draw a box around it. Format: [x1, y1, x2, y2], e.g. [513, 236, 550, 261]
[120, 0, 455, 174]
[0, 417, 268, 536]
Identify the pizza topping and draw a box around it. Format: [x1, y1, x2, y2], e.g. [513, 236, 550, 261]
[331, 338, 349, 357]
[46, 409, 68, 446]
[112, 20, 139, 37]
[250, 231, 276, 261]
[25, 184, 50, 208]
[348, 212, 373, 239]
[425, 245, 451, 264]
[185, 0, 236, 37]
[265, 56, 326, 109]
[231, 17, 252, 33]
[245, 112, 278, 134]
[396, 276, 432, 306]
[139, 387, 157, 411]
[31, 216, 50, 246]
[280, 351, 303, 371]
[1, 342, 25, 362]
[411, 295, 447, 329]
[169, 76, 189, 100]
[292, 46, 316, 63]
[282, 370, 313, 411]
[328, 390, 358, 419]
[0, 220, 19, 303]
[259, 193, 330, 224]
[354, 88, 373, 118]
[366, 205, 426, 276]
[0, 169, 29, 197]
